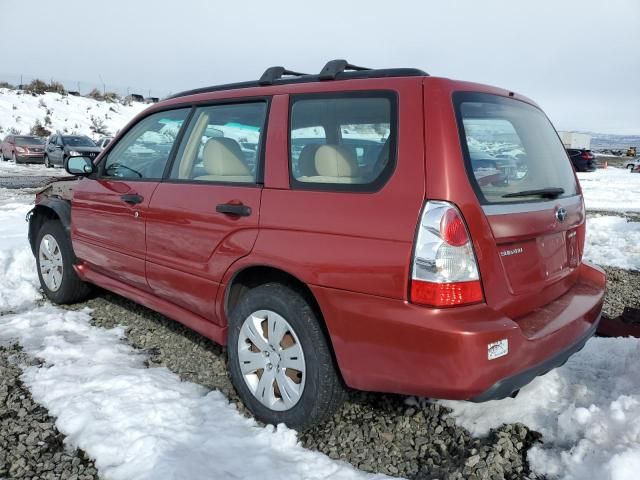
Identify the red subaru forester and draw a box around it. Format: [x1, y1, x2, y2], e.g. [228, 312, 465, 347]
[28, 60, 605, 430]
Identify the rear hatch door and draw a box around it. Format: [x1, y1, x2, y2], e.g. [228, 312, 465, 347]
[454, 92, 584, 316]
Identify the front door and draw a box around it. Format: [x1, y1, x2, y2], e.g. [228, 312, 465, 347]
[71, 108, 191, 290]
[145, 101, 267, 322]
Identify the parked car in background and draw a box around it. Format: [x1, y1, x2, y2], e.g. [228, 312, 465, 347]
[566, 148, 597, 172]
[632, 163, 640, 173]
[27, 59, 605, 430]
[624, 158, 640, 171]
[0, 135, 46, 163]
[44, 134, 101, 168]
[95, 137, 113, 150]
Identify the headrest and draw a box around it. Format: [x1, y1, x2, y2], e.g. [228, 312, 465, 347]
[298, 144, 320, 177]
[203, 138, 250, 176]
[314, 145, 357, 177]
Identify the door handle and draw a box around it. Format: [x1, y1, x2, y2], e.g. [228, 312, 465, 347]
[216, 203, 251, 217]
[120, 193, 144, 205]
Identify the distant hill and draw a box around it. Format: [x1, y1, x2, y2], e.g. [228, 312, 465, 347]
[0, 88, 147, 140]
[586, 132, 640, 149]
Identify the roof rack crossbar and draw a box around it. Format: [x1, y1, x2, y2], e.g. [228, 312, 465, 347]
[259, 66, 308, 86]
[319, 59, 371, 80]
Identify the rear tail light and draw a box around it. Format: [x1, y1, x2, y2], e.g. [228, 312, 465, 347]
[411, 201, 483, 307]
[16, 146, 27, 154]
[581, 152, 592, 160]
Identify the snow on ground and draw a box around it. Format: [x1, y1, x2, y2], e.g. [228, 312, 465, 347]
[438, 337, 640, 480]
[0, 87, 147, 139]
[577, 168, 640, 213]
[0, 158, 68, 177]
[0, 197, 386, 480]
[584, 215, 640, 271]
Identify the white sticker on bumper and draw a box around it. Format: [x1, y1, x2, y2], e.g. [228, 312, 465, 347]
[488, 339, 509, 360]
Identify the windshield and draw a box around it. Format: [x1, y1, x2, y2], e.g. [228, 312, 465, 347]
[454, 92, 577, 204]
[15, 136, 44, 145]
[62, 136, 95, 147]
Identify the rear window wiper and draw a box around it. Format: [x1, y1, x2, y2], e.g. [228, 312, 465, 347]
[501, 187, 565, 199]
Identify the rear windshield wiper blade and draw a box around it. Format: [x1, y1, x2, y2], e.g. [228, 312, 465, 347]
[501, 187, 565, 199]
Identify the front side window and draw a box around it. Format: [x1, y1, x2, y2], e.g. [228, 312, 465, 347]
[289, 93, 396, 190]
[170, 102, 267, 183]
[455, 92, 578, 204]
[103, 108, 189, 180]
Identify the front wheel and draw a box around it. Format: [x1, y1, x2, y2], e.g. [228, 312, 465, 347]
[36, 220, 91, 304]
[227, 283, 346, 431]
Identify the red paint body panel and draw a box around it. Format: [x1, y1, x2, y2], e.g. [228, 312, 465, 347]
[312, 262, 604, 398]
[71, 178, 159, 291]
[53, 73, 606, 401]
[144, 182, 261, 323]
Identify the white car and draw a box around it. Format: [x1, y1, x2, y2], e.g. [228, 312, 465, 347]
[95, 137, 113, 150]
[624, 158, 640, 171]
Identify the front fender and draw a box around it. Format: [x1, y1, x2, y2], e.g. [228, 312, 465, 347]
[27, 199, 72, 255]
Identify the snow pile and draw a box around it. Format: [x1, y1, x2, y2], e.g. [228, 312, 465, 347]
[0, 198, 41, 313]
[439, 337, 640, 480]
[577, 168, 640, 213]
[584, 216, 640, 270]
[0, 88, 147, 139]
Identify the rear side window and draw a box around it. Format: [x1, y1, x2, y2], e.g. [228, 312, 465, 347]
[454, 92, 577, 204]
[289, 93, 396, 191]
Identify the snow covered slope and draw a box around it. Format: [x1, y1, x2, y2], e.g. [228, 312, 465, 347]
[0, 88, 148, 139]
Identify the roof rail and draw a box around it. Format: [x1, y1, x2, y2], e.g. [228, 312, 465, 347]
[319, 59, 370, 80]
[259, 66, 308, 86]
[166, 61, 428, 100]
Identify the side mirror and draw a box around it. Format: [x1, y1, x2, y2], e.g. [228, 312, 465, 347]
[65, 155, 95, 176]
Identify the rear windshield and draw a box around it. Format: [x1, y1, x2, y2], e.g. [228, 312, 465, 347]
[15, 136, 44, 145]
[454, 92, 577, 204]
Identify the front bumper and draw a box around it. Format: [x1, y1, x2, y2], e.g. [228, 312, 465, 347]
[312, 262, 605, 400]
[16, 154, 45, 164]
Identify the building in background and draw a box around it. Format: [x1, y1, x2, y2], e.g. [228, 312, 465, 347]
[558, 131, 591, 150]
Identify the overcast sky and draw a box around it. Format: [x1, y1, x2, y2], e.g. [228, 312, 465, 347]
[2, 0, 639, 134]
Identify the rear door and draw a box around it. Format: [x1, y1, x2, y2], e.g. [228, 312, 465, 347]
[71, 108, 191, 290]
[452, 92, 584, 318]
[144, 101, 267, 323]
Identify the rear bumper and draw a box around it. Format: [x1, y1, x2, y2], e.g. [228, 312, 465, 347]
[313, 262, 605, 400]
[469, 315, 598, 401]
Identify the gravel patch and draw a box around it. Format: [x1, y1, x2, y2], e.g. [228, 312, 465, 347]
[0, 176, 60, 190]
[601, 266, 640, 324]
[0, 343, 98, 480]
[66, 292, 543, 480]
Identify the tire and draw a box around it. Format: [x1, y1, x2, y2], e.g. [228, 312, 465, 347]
[227, 283, 346, 431]
[44, 155, 52, 168]
[629, 165, 635, 171]
[35, 220, 91, 304]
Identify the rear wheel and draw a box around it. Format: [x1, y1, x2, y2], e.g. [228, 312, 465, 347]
[227, 283, 346, 431]
[36, 220, 91, 304]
